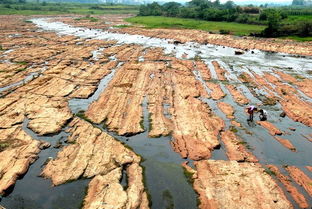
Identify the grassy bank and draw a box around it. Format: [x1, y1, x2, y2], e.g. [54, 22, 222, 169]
[0, 3, 139, 15]
[126, 16, 266, 36]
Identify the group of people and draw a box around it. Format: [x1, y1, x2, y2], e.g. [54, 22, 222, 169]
[246, 105, 267, 122]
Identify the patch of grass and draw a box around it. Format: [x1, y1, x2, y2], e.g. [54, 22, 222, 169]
[279, 36, 312, 42]
[16, 61, 28, 65]
[75, 110, 93, 124]
[262, 97, 277, 106]
[16, 68, 27, 72]
[0, 3, 138, 15]
[75, 16, 99, 22]
[114, 24, 131, 28]
[126, 16, 265, 36]
[264, 168, 276, 176]
[230, 126, 238, 133]
[24, 20, 32, 23]
[162, 189, 174, 209]
[0, 45, 3, 51]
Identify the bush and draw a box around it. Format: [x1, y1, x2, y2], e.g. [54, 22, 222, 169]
[219, 29, 230, 34]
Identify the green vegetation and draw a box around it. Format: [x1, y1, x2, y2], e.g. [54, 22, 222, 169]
[0, 143, 10, 152]
[0, 45, 3, 51]
[182, 166, 194, 185]
[137, 0, 312, 39]
[264, 168, 276, 176]
[162, 189, 174, 209]
[76, 110, 93, 123]
[229, 125, 238, 133]
[75, 15, 99, 22]
[126, 16, 265, 36]
[0, 2, 139, 15]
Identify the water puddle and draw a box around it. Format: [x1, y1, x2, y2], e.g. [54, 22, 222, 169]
[1, 119, 89, 209]
[94, 97, 198, 209]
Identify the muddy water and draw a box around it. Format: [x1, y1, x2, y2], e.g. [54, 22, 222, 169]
[1, 119, 90, 209]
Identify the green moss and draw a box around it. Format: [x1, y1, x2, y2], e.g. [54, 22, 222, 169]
[114, 24, 131, 28]
[16, 68, 27, 72]
[0, 143, 10, 152]
[16, 61, 28, 65]
[262, 97, 277, 106]
[229, 126, 238, 133]
[264, 168, 276, 176]
[182, 166, 194, 185]
[162, 189, 174, 209]
[75, 16, 99, 22]
[75, 110, 93, 124]
[141, 165, 152, 207]
[0, 45, 3, 51]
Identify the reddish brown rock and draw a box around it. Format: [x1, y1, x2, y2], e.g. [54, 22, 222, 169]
[192, 160, 292, 209]
[195, 61, 211, 81]
[267, 165, 309, 209]
[212, 61, 227, 81]
[257, 121, 283, 136]
[206, 82, 225, 100]
[231, 120, 241, 127]
[217, 102, 235, 119]
[286, 166, 312, 197]
[306, 166, 312, 173]
[274, 137, 296, 152]
[226, 84, 249, 105]
[280, 95, 312, 127]
[221, 130, 258, 162]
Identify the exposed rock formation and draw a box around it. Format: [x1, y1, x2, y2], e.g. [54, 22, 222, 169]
[0, 125, 48, 195]
[206, 82, 225, 100]
[267, 165, 308, 209]
[257, 121, 283, 136]
[217, 102, 234, 119]
[191, 160, 293, 209]
[286, 166, 312, 197]
[212, 61, 227, 81]
[221, 130, 258, 162]
[226, 84, 249, 105]
[41, 118, 141, 185]
[274, 137, 296, 152]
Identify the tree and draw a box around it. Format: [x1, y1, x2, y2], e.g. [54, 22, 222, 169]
[261, 11, 282, 37]
[224, 1, 235, 9]
[163, 2, 181, 17]
[292, 0, 304, 5]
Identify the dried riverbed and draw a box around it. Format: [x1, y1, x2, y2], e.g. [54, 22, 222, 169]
[0, 15, 311, 209]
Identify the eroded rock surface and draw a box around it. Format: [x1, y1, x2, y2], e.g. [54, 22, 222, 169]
[257, 121, 283, 136]
[221, 130, 258, 162]
[191, 160, 292, 209]
[0, 125, 48, 195]
[286, 166, 312, 197]
[267, 165, 308, 209]
[217, 102, 234, 119]
[274, 137, 296, 152]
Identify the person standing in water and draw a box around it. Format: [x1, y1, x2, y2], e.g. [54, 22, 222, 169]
[246, 105, 258, 122]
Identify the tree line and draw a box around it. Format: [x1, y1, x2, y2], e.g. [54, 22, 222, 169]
[138, 0, 312, 38]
